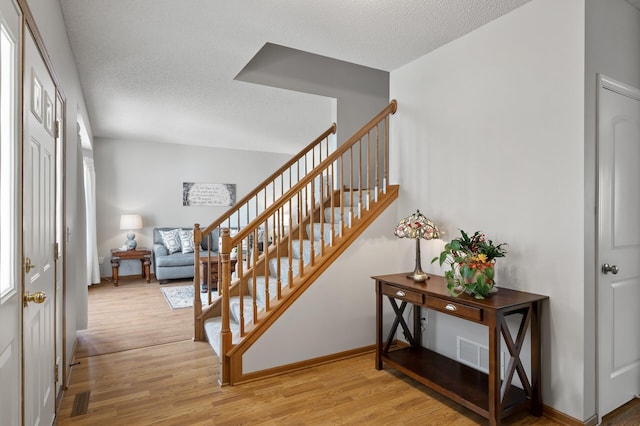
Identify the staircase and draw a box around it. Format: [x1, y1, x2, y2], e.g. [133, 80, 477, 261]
[193, 100, 398, 385]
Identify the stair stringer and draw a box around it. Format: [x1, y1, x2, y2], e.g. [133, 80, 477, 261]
[226, 185, 399, 384]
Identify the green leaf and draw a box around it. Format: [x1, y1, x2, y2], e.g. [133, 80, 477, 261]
[485, 267, 494, 281]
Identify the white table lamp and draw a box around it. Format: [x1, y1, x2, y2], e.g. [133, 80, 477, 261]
[120, 214, 142, 250]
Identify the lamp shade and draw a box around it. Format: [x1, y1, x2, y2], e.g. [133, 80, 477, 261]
[120, 214, 142, 230]
[394, 210, 440, 240]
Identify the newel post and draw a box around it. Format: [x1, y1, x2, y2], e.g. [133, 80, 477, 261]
[193, 223, 203, 341]
[220, 227, 232, 385]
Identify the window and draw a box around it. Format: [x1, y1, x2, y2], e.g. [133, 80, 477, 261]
[0, 21, 17, 298]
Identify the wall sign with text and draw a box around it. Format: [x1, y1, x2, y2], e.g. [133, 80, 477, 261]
[183, 182, 236, 207]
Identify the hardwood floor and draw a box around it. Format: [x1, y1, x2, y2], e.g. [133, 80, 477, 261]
[74, 279, 194, 357]
[56, 277, 565, 425]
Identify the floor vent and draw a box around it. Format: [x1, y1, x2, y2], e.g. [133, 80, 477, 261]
[71, 391, 90, 417]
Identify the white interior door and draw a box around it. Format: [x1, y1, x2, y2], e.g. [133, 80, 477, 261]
[23, 30, 56, 426]
[54, 93, 64, 404]
[597, 74, 640, 417]
[0, 0, 22, 425]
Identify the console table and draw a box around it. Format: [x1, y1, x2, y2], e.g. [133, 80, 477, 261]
[373, 273, 548, 426]
[111, 248, 151, 286]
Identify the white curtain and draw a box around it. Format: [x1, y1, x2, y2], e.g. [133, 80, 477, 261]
[83, 156, 100, 285]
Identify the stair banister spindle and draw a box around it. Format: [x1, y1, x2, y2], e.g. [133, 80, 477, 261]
[239, 242, 245, 336]
[319, 172, 325, 255]
[375, 124, 380, 202]
[276, 209, 282, 299]
[310, 179, 315, 265]
[236, 235, 243, 283]
[298, 192, 304, 278]
[330, 168, 335, 246]
[367, 131, 371, 210]
[263, 224, 270, 312]
[349, 146, 354, 228]
[357, 138, 362, 214]
[339, 156, 344, 237]
[288, 200, 293, 286]
[193, 223, 203, 340]
[383, 116, 389, 193]
[219, 227, 232, 385]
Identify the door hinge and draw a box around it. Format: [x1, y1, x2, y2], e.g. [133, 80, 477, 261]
[55, 120, 60, 139]
[55, 363, 59, 382]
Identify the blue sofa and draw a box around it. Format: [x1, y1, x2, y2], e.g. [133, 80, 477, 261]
[152, 227, 218, 283]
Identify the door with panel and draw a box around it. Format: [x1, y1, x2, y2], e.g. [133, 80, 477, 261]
[597, 75, 640, 417]
[23, 29, 57, 426]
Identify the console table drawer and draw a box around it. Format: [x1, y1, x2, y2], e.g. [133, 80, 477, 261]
[426, 297, 483, 322]
[381, 283, 424, 305]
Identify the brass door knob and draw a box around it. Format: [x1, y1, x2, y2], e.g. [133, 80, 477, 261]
[23, 291, 47, 306]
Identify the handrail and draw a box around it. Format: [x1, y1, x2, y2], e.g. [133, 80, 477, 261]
[201, 123, 337, 237]
[230, 100, 397, 245]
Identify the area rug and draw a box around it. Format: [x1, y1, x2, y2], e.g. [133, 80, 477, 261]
[160, 285, 217, 309]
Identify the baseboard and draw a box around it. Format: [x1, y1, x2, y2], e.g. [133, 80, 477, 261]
[543, 404, 594, 425]
[234, 345, 376, 385]
[67, 338, 78, 387]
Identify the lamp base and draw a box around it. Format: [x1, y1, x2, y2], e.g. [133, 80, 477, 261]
[407, 271, 430, 282]
[125, 232, 137, 250]
[407, 237, 430, 282]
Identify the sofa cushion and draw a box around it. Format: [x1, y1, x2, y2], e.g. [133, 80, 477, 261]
[155, 251, 195, 267]
[179, 229, 195, 254]
[159, 229, 181, 254]
[200, 228, 219, 251]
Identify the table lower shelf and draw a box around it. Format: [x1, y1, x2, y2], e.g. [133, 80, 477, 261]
[381, 346, 529, 419]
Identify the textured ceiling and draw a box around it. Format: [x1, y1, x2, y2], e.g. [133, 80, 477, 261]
[627, 0, 640, 9]
[60, 0, 531, 154]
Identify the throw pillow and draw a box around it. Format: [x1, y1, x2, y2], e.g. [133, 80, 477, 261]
[159, 229, 181, 254]
[179, 229, 195, 254]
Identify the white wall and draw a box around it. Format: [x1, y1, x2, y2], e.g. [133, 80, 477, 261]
[390, 0, 585, 420]
[26, 0, 94, 377]
[584, 0, 640, 420]
[93, 138, 291, 276]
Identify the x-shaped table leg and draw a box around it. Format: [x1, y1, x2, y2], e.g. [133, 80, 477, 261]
[383, 296, 417, 352]
[500, 307, 533, 403]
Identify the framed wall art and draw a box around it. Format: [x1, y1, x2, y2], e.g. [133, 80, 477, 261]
[183, 182, 236, 207]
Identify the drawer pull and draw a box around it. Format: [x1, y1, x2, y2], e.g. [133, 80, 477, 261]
[396, 290, 406, 297]
[445, 304, 457, 312]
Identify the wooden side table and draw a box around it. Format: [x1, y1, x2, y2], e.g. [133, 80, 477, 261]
[373, 273, 548, 426]
[111, 248, 151, 286]
[199, 256, 237, 292]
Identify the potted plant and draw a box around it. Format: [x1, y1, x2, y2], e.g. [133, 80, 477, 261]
[432, 230, 507, 299]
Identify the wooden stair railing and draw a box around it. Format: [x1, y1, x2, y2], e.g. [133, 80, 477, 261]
[191, 123, 336, 337]
[196, 100, 398, 385]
